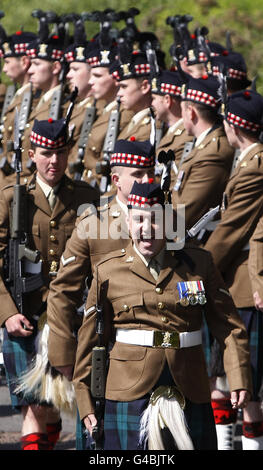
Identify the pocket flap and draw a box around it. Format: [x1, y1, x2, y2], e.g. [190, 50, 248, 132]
[110, 341, 146, 361]
[112, 292, 144, 314]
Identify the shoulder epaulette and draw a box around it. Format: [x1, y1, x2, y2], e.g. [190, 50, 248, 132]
[96, 248, 127, 268]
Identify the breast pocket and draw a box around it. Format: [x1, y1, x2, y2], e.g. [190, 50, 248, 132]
[111, 293, 144, 320]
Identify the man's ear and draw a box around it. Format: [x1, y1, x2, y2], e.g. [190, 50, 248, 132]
[28, 148, 35, 162]
[20, 54, 31, 72]
[111, 172, 120, 188]
[141, 79, 151, 95]
[52, 60, 62, 77]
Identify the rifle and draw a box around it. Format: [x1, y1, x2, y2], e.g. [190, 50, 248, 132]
[96, 97, 121, 194]
[185, 205, 220, 242]
[1, 83, 34, 176]
[90, 266, 106, 450]
[0, 85, 16, 175]
[68, 99, 97, 180]
[4, 109, 43, 317]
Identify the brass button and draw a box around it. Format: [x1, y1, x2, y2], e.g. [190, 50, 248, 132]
[50, 234, 56, 242]
[50, 220, 56, 227]
[161, 316, 169, 323]
[123, 305, 129, 312]
[155, 287, 163, 294]
[157, 302, 165, 310]
[49, 249, 55, 256]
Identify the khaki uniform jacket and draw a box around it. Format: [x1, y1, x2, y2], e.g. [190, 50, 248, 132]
[82, 101, 134, 182]
[0, 173, 99, 327]
[47, 196, 131, 366]
[172, 125, 235, 230]
[205, 144, 263, 308]
[117, 108, 164, 142]
[248, 215, 263, 299]
[73, 243, 252, 420]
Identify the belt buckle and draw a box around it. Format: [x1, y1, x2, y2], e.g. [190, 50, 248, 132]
[153, 331, 180, 348]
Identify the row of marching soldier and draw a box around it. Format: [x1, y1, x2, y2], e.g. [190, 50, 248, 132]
[0, 8, 262, 451]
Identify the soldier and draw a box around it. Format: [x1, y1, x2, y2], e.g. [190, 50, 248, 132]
[63, 19, 105, 179]
[72, 181, 252, 450]
[47, 139, 155, 379]
[150, 68, 193, 186]
[81, 38, 134, 187]
[248, 215, 263, 312]
[0, 30, 38, 186]
[205, 90, 263, 449]
[210, 51, 252, 95]
[172, 74, 235, 234]
[47, 138, 155, 448]
[113, 47, 163, 142]
[18, 17, 68, 181]
[0, 115, 99, 450]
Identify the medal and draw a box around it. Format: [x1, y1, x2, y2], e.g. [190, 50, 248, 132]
[197, 280, 207, 305]
[180, 296, 190, 307]
[177, 282, 189, 307]
[189, 295, 198, 305]
[198, 294, 207, 305]
[186, 281, 198, 305]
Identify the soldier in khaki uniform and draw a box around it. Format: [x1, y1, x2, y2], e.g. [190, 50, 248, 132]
[173, 75, 235, 233]
[47, 138, 155, 449]
[0, 116, 99, 450]
[47, 139, 155, 379]
[112, 49, 164, 143]
[248, 215, 263, 312]
[73, 182, 252, 450]
[205, 90, 263, 449]
[81, 39, 134, 188]
[63, 19, 105, 179]
[0, 30, 39, 187]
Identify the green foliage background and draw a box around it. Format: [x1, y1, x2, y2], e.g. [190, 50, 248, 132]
[1, 0, 263, 92]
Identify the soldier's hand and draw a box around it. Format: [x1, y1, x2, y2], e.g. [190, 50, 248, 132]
[5, 314, 34, 337]
[54, 365, 74, 381]
[84, 413, 97, 437]
[231, 389, 250, 409]
[253, 291, 263, 312]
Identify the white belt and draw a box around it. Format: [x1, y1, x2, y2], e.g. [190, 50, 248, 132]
[116, 328, 202, 349]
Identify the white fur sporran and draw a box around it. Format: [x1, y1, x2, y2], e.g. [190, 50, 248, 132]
[139, 385, 194, 450]
[14, 323, 76, 415]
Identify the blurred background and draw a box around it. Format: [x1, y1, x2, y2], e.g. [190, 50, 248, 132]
[0, 0, 262, 91]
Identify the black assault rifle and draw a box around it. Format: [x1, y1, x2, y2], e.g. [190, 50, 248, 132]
[4, 109, 43, 316]
[96, 97, 121, 194]
[90, 266, 106, 450]
[68, 99, 97, 180]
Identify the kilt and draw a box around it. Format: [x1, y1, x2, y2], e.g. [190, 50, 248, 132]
[2, 327, 47, 409]
[238, 307, 263, 401]
[103, 396, 217, 450]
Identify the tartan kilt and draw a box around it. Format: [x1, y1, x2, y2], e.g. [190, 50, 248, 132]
[207, 307, 263, 400]
[2, 326, 47, 409]
[103, 396, 217, 450]
[238, 307, 263, 401]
